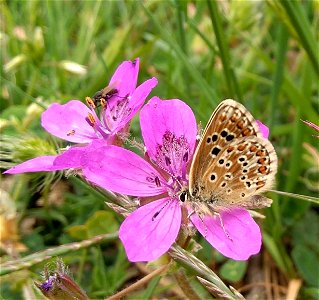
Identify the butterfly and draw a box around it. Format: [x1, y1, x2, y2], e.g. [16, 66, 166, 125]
[185, 99, 277, 215]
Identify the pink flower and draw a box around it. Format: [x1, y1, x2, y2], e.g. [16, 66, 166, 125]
[81, 97, 264, 262]
[4, 59, 158, 174]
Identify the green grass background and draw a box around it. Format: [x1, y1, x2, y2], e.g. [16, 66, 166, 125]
[1, 1, 318, 299]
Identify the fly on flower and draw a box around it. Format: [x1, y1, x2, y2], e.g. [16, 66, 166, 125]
[81, 97, 273, 262]
[4, 58, 158, 174]
[91, 82, 119, 108]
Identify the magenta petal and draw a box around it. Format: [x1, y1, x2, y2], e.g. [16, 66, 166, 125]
[82, 145, 167, 196]
[140, 97, 197, 161]
[3, 156, 63, 174]
[119, 198, 181, 262]
[191, 209, 261, 260]
[109, 58, 139, 99]
[256, 120, 269, 139]
[54, 140, 110, 169]
[53, 147, 87, 169]
[41, 100, 96, 143]
[113, 77, 158, 132]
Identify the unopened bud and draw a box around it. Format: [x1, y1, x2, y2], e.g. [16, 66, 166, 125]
[35, 259, 88, 300]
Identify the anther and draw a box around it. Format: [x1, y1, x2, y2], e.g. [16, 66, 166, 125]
[165, 156, 171, 166]
[152, 211, 160, 221]
[155, 176, 161, 187]
[86, 97, 96, 109]
[87, 112, 96, 126]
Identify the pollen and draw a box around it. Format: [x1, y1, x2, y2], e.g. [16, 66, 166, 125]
[87, 112, 96, 125]
[86, 96, 96, 109]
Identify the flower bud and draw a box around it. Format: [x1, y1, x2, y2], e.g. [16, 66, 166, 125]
[35, 259, 88, 300]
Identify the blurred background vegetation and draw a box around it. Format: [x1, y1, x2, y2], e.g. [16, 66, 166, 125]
[0, 0, 318, 299]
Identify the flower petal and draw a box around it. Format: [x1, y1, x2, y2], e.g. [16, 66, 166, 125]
[256, 120, 269, 139]
[140, 97, 197, 162]
[109, 58, 139, 100]
[3, 156, 63, 174]
[119, 197, 181, 262]
[112, 77, 158, 132]
[53, 147, 87, 169]
[53, 140, 109, 169]
[191, 209, 261, 260]
[82, 145, 167, 196]
[41, 100, 96, 143]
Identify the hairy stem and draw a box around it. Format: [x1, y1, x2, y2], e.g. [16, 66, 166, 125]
[106, 264, 170, 300]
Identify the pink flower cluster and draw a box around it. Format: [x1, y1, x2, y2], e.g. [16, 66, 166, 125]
[4, 59, 270, 262]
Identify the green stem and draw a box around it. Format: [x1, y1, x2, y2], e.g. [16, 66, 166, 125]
[169, 245, 241, 299]
[174, 269, 202, 300]
[269, 190, 319, 205]
[0, 232, 118, 276]
[106, 264, 170, 300]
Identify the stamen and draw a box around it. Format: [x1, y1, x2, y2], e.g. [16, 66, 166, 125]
[152, 199, 172, 221]
[87, 112, 96, 126]
[86, 96, 96, 109]
[155, 176, 161, 187]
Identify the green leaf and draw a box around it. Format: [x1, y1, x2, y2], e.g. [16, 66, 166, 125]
[67, 211, 119, 240]
[219, 260, 247, 283]
[86, 211, 118, 237]
[292, 245, 319, 287]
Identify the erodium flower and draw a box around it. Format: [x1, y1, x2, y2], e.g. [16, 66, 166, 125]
[4, 58, 157, 174]
[81, 97, 267, 262]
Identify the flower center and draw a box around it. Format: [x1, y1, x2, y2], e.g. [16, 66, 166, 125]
[155, 131, 190, 191]
[103, 94, 132, 130]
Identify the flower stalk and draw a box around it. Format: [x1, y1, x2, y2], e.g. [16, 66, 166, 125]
[0, 232, 118, 276]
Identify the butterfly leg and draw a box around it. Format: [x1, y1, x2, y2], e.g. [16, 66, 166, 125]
[187, 209, 209, 238]
[214, 212, 233, 241]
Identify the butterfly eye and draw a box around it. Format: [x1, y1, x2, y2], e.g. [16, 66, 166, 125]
[179, 191, 188, 202]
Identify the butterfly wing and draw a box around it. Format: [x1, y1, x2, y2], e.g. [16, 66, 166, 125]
[201, 136, 277, 208]
[189, 99, 277, 209]
[189, 99, 263, 189]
